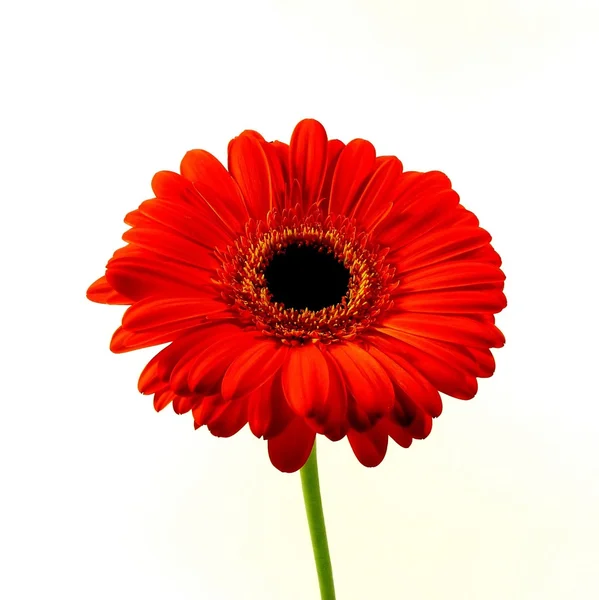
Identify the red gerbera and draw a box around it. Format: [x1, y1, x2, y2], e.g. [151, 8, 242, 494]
[87, 119, 506, 473]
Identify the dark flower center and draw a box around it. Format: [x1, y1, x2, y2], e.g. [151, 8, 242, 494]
[219, 208, 397, 342]
[264, 242, 351, 311]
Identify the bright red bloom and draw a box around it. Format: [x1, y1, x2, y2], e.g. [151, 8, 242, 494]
[87, 119, 506, 472]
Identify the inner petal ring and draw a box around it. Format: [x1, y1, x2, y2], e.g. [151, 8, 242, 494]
[216, 207, 397, 344]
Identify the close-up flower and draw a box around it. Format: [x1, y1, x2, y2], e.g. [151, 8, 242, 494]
[87, 118, 506, 474]
[7, 0, 597, 596]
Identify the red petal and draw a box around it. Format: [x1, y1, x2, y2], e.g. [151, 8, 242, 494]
[248, 373, 294, 439]
[153, 388, 177, 412]
[387, 170, 452, 213]
[261, 140, 288, 210]
[393, 226, 493, 273]
[372, 332, 478, 400]
[172, 393, 200, 415]
[122, 227, 218, 272]
[137, 198, 230, 249]
[180, 149, 249, 233]
[351, 156, 403, 229]
[110, 325, 180, 353]
[124, 208, 155, 229]
[376, 171, 458, 242]
[111, 245, 146, 260]
[379, 189, 460, 249]
[328, 139, 376, 216]
[206, 397, 249, 438]
[267, 417, 316, 473]
[386, 419, 414, 448]
[107, 254, 213, 301]
[396, 262, 505, 294]
[405, 411, 433, 440]
[459, 245, 503, 267]
[192, 394, 226, 428]
[281, 344, 330, 419]
[327, 343, 394, 418]
[151, 170, 203, 205]
[394, 289, 507, 314]
[289, 119, 328, 212]
[265, 140, 290, 206]
[367, 343, 443, 418]
[347, 395, 378, 431]
[154, 325, 234, 381]
[318, 352, 349, 442]
[121, 297, 226, 337]
[450, 205, 479, 227]
[87, 275, 132, 305]
[468, 347, 496, 377]
[392, 330, 479, 377]
[176, 329, 258, 395]
[383, 313, 505, 348]
[138, 352, 164, 394]
[320, 139, 345, 213]
[271, 140, 289, 172]
[347, 420, 389, 467]
[221, 338, 289, 400]
[228, 133, 274, 219]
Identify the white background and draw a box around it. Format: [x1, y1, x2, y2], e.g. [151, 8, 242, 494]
[1, 1, 598, 598]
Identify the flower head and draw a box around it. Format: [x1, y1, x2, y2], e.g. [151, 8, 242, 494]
[87, 119, 506, 472]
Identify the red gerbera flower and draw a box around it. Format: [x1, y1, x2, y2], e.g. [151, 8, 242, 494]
[87, 119, 506, 473]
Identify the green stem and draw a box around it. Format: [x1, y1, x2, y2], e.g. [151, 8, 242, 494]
[300, 441, 336, 600]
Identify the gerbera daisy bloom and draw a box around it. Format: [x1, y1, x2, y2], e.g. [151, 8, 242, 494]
[87, 118, 506, 473]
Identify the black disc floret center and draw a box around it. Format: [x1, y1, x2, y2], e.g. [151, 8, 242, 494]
[264, 242, 351, 311]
